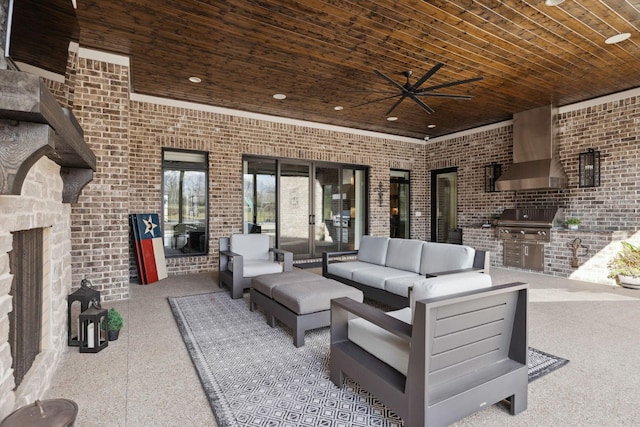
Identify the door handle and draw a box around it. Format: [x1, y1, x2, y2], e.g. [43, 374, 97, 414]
[524, 245, 529, 256]
[309, 214, 315, 225]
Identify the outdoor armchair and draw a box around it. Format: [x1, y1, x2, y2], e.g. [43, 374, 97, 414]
[219, 233, 293, 299]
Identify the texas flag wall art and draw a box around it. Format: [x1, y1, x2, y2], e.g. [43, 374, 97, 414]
[130, 213, 168, 284]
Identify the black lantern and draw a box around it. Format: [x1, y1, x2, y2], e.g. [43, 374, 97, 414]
[67, 278, 100, 346]
[484, 163, 502, 192]
[79, 299, 108, 353]
[579, 149, 600, 187]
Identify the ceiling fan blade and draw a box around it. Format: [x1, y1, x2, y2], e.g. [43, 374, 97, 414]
[415, 93, 473, 100]
[416, 76, 484, 93]
[374, 70, 407, 93]
[385, 95, 408, 116]
[351, 94, 402, 109]
[409, 62, 444, 91]
[408, 94, 434, 114]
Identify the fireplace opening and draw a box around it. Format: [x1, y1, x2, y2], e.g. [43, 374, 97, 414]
[8, 228, 43, 389]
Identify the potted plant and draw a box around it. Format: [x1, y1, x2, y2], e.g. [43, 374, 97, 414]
[102, 308, 124, 340]
[566, 218, 581, 230]
[607, 241, 640, 289]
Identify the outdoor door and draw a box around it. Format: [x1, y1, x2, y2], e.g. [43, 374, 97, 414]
[390, 170, 410, 238]
[244, 157, 368, 259]
[279, 161, 312, 258]
[431, 167, 459, 243]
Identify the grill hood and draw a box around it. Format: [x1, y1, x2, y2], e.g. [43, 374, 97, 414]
[495, 105, 568, 191]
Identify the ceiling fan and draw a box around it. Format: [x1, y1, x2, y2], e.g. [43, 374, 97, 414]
[355, 62, 484, 116]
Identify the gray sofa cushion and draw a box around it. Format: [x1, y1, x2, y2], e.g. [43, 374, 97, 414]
[385, 238, 424, 273]
[230, 233, 272, 260]
[409, 272, 492, 322]
[384, 274, 424, 297]
[251, 271, 318, 298]
[420, 241, 476, 275]
[348, 307, 412, 375]
[241, 260, 284, 278]
[351, 266, 418, 290]
[356, 235, 389, 265]
[272, 279, 364, 314]
[326, 260, 377, 280]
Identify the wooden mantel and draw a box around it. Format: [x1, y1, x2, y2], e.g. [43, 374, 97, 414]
[0, 69, 96, 203]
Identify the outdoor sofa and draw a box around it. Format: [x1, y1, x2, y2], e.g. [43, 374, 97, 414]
[322, 235, 490, 308]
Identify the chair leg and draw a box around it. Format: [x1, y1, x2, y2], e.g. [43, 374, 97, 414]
[508, 387, 528, 415]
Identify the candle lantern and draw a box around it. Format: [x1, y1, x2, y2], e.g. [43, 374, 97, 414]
[67, 278, 100, 346]
[79, 299, 108, 353]
[484, 163, 502, 192]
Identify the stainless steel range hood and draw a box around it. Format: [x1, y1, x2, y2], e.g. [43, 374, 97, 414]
[495, 105, 568, 191]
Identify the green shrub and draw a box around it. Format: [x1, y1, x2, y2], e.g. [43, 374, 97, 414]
[608, 241, 640, 278]
[102, 307, 124, 331]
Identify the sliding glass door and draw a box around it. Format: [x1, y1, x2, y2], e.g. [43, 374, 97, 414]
[243, 157, 368, 259]
[279, 161, 312, 257]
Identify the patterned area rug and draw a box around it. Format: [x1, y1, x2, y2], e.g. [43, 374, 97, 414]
[169, 291, 568, 426]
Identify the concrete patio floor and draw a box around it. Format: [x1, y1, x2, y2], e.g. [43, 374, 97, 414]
[46, 267, 640, 426]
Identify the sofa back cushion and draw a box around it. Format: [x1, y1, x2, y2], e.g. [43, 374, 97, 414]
[356, 236, 389, 265]
[385, 238, 424, 273]
[230, 233, 271, 261]
[420, 242, 476, 274]
[409, 272, 492, 322]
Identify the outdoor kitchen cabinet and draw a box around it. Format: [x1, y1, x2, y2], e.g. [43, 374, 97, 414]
[504, 241, 544, 271]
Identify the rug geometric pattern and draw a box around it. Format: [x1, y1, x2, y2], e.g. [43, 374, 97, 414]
[169, 291, 568, 426]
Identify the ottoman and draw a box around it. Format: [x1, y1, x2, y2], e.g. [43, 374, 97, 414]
[251, 271, 363, 347]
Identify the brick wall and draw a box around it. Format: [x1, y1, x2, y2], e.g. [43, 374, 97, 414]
[71, 57, 131, 300]
[66, 53, 639, 297]
[127, 101, 426, 280]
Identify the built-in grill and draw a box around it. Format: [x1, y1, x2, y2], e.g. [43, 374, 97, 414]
[496, 208, 563, 271]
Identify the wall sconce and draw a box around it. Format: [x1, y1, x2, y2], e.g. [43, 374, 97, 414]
[67, 278, 100, 347]
[376, 181, 385, 207]
[484, 163, 502, 192]
[579, 149, 600, 187]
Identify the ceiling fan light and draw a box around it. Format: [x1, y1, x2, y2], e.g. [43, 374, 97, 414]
[427, 124, 436, 128]
[605, 33, 631, 45]
[544, 0, 565, 6]
[334, 106, 343, 111]
[387, 116, 398, 121]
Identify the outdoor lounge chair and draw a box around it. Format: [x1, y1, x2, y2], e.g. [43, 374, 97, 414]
[330, 282, 528, 427]
[219, 233, 293, 299]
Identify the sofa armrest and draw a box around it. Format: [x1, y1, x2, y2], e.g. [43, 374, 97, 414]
[330, 297, 412, 344]
[473, 250, 490, 273]
[322, 250, 358, 275]
[220, 250, 240, 258]
[271, 248, 293, 272]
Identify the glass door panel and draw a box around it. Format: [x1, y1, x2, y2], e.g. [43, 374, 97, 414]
[279, 162, 311, 257]
[243, 159, 276, 238]
[431, 168, 458, 243]
[313, 166, 341, 255]
[390, 170, 410, 238]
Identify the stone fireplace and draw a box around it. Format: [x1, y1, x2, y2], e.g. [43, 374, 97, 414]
[0, 69, 95, 419]
[0, 157, 71, 417]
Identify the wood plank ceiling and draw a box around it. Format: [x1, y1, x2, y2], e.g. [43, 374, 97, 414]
[73, 0, 640, 139]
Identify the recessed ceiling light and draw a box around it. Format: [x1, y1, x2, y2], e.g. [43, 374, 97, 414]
[427, 124, 436, 128]
[544, 0, 565, 5]
[605, 33, 631, 45]
[188, 76, 202, 83]
[334, 106, 344, 111]
[387, 116, 398, 121]
[273, 94, 287, 100]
